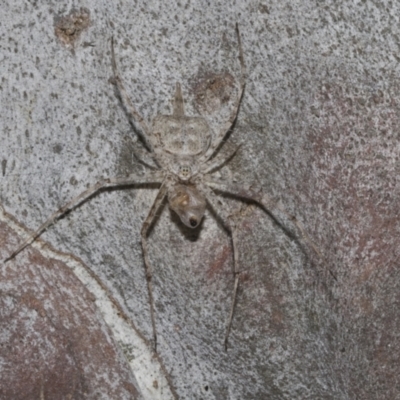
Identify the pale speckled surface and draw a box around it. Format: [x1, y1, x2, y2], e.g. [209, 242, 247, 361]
[1, 1, 400, 399]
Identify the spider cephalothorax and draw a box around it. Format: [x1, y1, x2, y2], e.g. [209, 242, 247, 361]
[151, 82, 210, 182]
[5, 24, 320, 352]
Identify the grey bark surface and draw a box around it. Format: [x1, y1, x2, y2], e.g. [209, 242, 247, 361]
[1, 1, 400, 399]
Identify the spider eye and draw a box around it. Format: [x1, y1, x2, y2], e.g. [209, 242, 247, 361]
[189, 217, 198, 227]
[179, 165, 191, 178]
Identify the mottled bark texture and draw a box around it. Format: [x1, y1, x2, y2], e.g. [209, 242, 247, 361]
[0, 211, 141, 399]
[1, 1, 399, 399]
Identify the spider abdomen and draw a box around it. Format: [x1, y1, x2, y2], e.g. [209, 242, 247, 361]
[168, 184, 206, 228]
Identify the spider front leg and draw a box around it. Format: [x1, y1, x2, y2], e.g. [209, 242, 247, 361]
[140, 181, 168, 352]
[201, 23, 246, 163]
[111, 37, 154, 153]
[4, 170, 163, 262]
[201, 184, 240, 351]
[205, 181, 322, 259]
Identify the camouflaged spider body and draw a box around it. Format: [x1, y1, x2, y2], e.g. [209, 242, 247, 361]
[6, 25, 320, 351]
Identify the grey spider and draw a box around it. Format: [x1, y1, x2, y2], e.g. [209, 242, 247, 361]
[5, 24, 320, 351]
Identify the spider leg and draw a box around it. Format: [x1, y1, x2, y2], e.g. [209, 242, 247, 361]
[4, 171, 164, 262]
[111, 37, 153, 152]
[140, 180, 168, 352]
[201, 184, 240, 351]
[129, 135, 160, 170]
[202, 144, 241, 175]
[205, 181, 322, 259]
[202, 23, 246, 162]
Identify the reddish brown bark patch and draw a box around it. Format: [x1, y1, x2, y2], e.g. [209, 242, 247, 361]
[308, 82, 400, 399]
[192, 72, 236, 115]
[54, 8, 91, 49]
[0, 215, 140, 399]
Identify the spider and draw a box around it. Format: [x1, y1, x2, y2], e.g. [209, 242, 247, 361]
[5, 24, 320, 351]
